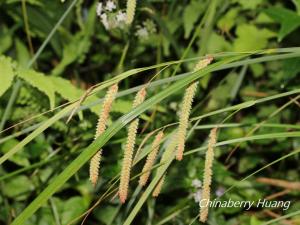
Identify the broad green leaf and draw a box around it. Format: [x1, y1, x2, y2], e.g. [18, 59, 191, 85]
[250, 216, 263, 225]
[233, 24, 275, 51]
[50, 32, 87, 75]
[292, 0, 300, 15]
[51, 3, 96, 75]
[49, 76, 100, 114]
[0, 139, 30, 167]
[112, 99, 149, 120]
[17, 68, 55, 109]
[28, 208, 54, 225]
[17, 66, 100, 115]
[265, 7, 300, 41]
[217, 8, 239, 32]
[49, 76, 83, 101]
[206, 72, 238, 110]
[282, 58, 300, 78]
[94, 205, 119, 225]
[15, 39, 31, 68]
[234, 0, 263, 9]
[206, 32, 231, 53]
[2, 175, 34, 199]
[183, 0, 203, 38]
[255, 12, 275, 23]
[238, 156, 260, 173]
[156, 13, 181, 57]
[60, 197, 89, 224]
[111, 99, 133, 114]
[0, 26, 13, 54]
[0, 56, 15, 97]
[250, 63, 264, 78]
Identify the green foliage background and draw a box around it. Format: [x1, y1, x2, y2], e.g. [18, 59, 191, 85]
[0, 0, 300, 224]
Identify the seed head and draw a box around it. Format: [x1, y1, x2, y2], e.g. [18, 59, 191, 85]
[152, 175, 165, 197]
[176, 57, 213, 161]
[126, 0, 136, 25]
[194, 56, 213, 72]
[95, 83, 119, 137]
[139, 131, 164, 186]
[176, 81, 198, 160]
[119, 87, 147, 203]
[199, 128, 218, 223]
[152, 134, 177, 197]
[89, 150, 102, 187]
[89, 84, 118, 186]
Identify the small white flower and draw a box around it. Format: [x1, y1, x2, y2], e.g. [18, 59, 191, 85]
[101, 13, 109, 29]
[192, 179, 202, 188]
[136, 27, 149, 38]
[116, 11, 126, 22]
[169, 102, 177, 110]
[105, 0, 116, 12]
[96, 2, 103, 16]
[193, 189, 202, 203]
[215, 187, 225, 197]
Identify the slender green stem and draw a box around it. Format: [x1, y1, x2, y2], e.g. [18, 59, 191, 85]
[230, 65, 247, 99]
[21, 0, 34, 57]
[117, 41, 130, 73]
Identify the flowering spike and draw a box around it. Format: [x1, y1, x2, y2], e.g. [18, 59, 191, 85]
[126, 0, 136, 25]
[139, 131, 164, 186]
[119, 87, 147, 203]
[95, 84, 119, 137]
[152, 135, 177, 197]
[89, 84, 118, 186]
[194, 56, 213, 71]
[133, 87, 146, 108]
[176, 57, 213, 161]
[152, 175, 165, 197]
[89, 150, 102, 186]
[176, 81, 198, 161]
[199, 128, 218, 223]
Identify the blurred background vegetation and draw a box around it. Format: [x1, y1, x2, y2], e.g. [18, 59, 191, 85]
[0, 0, 300, 224]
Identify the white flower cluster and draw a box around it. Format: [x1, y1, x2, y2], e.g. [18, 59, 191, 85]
[192, 179, 202, 203]
[135, 19, 157, 40]
[191, 179, 226, 203]
[96, 1, 127, 30]
[96, 1, 157, 39]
